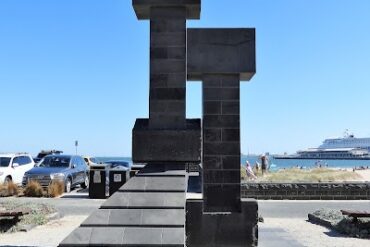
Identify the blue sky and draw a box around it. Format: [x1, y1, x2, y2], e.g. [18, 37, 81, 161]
[1, 0, 370, 156]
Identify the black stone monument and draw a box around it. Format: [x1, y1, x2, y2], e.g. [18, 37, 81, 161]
[59, 1, 258, 246]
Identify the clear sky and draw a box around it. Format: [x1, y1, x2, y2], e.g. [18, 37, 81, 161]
[1, 0, 370, 156]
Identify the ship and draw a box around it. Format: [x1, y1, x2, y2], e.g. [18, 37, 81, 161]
[274, 132, 370, 160]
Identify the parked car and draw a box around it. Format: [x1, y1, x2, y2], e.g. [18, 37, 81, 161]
[83, 156, 98, 166]
[23, 154, 89, 193]
[0, 153, 35, 185]
[104, 160, 131, 170]
[33, 150, 63, 164]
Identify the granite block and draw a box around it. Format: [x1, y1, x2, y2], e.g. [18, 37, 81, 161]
[120, 176, 186, 192]
[122, 227, 162, 245]
[151, 19, 185, 32]
[81, 209, 110, 226]
[149, 88, 185, 100]
[203, 101, 221, 115]
[162, 228, 185, 245]
[89, 227, 124, 245]
[150, 32, 186, 48]
[142, 209, 184, 226]
[222, 101, 240, 114]
[187, 28, 256, 81]
[203, 129, 222, 142]
[133, 0, 200, 20]
[150, 73, 185, 88]
[132, 119, 201, 163]
[203, 115, 239, 128]
[203, 88, 239, 101]
[101, 192, 185, 209]
[59, 227, 91, 246]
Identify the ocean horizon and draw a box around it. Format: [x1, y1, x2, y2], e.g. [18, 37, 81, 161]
[96, 155, 370, 171]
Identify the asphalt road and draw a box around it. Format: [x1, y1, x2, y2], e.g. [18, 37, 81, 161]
[258, 200, 370, 218]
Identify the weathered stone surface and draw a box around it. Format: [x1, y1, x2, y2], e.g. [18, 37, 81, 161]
[81, 208, 184, 227]
[186, 199, 258, 247]
[120, 176, 187, 192]
[132, 119, 201, 163]
[187, 28, 256, 81]
[202, 74, 241, 212]
[133, 0, 201, 20]
[101, 192, 185, 209]
[59, 227, 184, 246]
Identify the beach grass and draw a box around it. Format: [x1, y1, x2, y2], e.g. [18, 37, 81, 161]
[243, 168, 361, 182]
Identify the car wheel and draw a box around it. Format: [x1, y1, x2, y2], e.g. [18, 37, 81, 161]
[4, 176, 12, 185]
[81, 175, 89, 189]
[65, 178, 72, 193]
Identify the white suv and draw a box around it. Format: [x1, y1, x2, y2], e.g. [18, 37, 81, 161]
[0, 153, 35, 185]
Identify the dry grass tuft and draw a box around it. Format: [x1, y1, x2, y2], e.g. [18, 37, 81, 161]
[0, 182, 19, 197]
[24, 181, 44, 197]
[6, 181, 19, 196]
[47, 180, 64, 197]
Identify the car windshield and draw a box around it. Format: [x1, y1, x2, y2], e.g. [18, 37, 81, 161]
[0, 157, 11, 167]
[38, 156, 70, 168]
[106, 161, 130, 168]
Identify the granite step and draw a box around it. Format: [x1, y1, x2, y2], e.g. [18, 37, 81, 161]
[81, 208, 185, 227]
[101, 192, 185, 209]
[60, 227, 184, 246]
[59, 163, 187, 246]
[120, 176, 186, 192]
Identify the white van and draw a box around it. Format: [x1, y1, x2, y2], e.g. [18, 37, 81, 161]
[0, 153, 35, 185]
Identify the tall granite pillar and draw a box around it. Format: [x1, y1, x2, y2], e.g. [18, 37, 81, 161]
[149, 7, 186, 129]
[132, 0, 201, 164]
[203, 74, 241, 212]
[186, 28, 258, 247]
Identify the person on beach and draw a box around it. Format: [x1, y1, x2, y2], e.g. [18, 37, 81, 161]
[261, 155, 268, 175]
[245, 161, 257, 180]
[254, 161, 260, 174]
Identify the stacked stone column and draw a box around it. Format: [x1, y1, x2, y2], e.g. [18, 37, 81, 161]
[202, 74, 241, 212]
[149, 7, 186, 129]
[132, 1, 201, 164]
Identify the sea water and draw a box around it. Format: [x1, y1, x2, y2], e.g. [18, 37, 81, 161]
[241, 155, 370, 171]
[96, 156, 370, 171]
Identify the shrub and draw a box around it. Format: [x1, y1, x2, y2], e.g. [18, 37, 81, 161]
[24, 181, 44, 197]
[6, 181, 19, 196]
[0, 183, 7, 197]
[0, 182, 19, 197]
[47, 180, 64, 197]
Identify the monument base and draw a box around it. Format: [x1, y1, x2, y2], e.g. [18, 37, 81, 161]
[132, 118, 201, 163]
[186, 198, 258, 247]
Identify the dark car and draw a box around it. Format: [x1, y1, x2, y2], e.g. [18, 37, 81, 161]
[33, 150, 63, 164]
[23, 154, 89, 193]
[104, 160, 131, 170]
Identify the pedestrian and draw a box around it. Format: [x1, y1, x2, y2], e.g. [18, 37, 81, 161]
[245, 161, 257, 180]
[261, 155, 268, 175]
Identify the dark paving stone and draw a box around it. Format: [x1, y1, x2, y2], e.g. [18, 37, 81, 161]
[81, 210, 109, 226]
[162, 227, 184, 245]
[137, 164, 186, 177]
[123, 227, 163, 245]
[142, 209, 184, 226]
[101, 192, 185, 209]
[259, 226, 304, 247]
[59, 227, 91, 246]
[89, 227, 124, 245]
[120, 176, 186, 192]
[81, 209, 184, 227]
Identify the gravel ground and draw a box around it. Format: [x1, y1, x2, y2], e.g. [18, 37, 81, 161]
[0, 215, 88, 247]
[264, 218, 370, 247]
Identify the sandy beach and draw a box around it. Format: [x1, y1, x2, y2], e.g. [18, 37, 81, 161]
[355, 169, 370, 181]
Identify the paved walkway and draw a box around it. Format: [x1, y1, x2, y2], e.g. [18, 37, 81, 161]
[259, 226, 303, 247]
